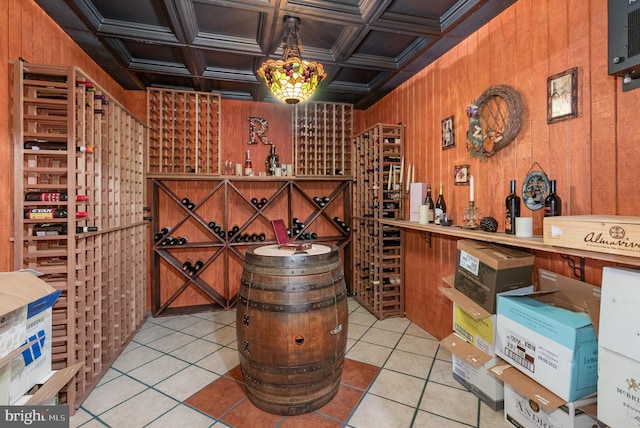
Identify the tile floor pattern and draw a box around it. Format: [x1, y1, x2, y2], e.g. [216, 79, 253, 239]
[70, 298, 511, 428]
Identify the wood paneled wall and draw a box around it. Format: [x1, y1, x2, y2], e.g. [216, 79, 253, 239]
[361, 0, 640, 339]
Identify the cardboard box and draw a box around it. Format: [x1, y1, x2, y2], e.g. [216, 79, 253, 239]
[495, 270, 599, 402]
[543, 215, 640, 259]
[12, 363, 82, 406]
[409, 183, 428, 222]
[454, 240, 535, 313]
[599, 266, 640, 360]
[440, 333, 504, 410]
[0, 271, 61, 404]
[597, 346, 640, 428]
[490, 363, 602, 428]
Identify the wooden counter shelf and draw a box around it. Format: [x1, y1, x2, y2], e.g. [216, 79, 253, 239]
[382, 219, 640, 268]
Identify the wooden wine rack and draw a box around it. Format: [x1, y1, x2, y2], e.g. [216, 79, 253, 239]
[147, 88, 221, 174]
[292, 102, 353, 177]
[11, 62, 147, 412]
[352, 123, 405, 319]
[150, 175, 352, 316]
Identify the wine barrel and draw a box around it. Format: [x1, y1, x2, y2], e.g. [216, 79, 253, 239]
[236, 244, 348, 415]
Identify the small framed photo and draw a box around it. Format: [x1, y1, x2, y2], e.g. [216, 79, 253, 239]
[547, 67, 578, 124]
[441, 115, 454, 149]
[454, 164, 470, 186]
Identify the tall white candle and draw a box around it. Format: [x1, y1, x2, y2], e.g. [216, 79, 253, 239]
[410, 164, 415, 185]
[400, 157, 405, 189]
[469, 175, 475, 202]
[387, 167, 392, 190]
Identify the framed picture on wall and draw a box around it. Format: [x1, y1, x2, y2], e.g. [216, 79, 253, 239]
[547, 67, 578, 124]
[454, 164, 470, 186]
[441, 115, 454, 149]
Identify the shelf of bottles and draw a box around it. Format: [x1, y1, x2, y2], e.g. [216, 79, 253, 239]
[292, 102, 353, 177]
[147, 88, 221, 174]
[150, 176, 352, 316]
[11, 62, 147, 413]
[352, 123, 405, 319]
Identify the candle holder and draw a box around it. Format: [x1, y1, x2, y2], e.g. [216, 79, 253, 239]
[462, 201, 480, 229]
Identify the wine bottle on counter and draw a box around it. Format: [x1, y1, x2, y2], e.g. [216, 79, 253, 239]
[244, 150, 253, 176]
[544, 180, 562, 217]
[25, 192, 89, 202]
[265, 145, 280, 176]
[423, 185, 435, 223]
[434, 183, 446, 225]
[505, 179, 521, 234]
[24, 208, 88, 219]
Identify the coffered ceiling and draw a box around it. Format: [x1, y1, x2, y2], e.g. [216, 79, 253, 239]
[36, 0, 516, 109]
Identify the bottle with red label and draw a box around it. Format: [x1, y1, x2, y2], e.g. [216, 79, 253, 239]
[25, 192, 89, 202]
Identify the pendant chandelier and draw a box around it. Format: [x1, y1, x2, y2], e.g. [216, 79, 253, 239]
[257, 16, 326, 104]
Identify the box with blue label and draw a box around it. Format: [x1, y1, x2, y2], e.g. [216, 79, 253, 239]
[495, 270, 599, 402]
[0, 271, 61, 404]
[454, 240, 534, 313]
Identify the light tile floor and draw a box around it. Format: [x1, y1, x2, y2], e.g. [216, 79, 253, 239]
[70, 298, 510, 427]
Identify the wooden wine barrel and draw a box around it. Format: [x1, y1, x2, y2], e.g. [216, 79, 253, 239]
[236, 244, 348, 415]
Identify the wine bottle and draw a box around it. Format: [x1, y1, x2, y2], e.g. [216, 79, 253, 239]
[25, 192, 89, 202]
[544, 180, 562, 217]
[434, 183, 446, 225]
[182, 260, 192, 272]
[24, 140, 66, 151]
[76, 145, 94, 153]
[265, 145, 279, 176]
[505, 179, 521, 234]
[24, 208, 88, 219]
[244, 150, 253, 176]
[32, 224, 98, 236]
[424, 185, 435, 223]
[177, 236, 188, 245]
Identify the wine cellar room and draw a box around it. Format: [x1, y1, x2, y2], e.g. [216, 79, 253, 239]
[2, 1, 640, 427]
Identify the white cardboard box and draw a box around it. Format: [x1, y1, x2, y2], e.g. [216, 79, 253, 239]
[599, 266, 640, 360]
[490, 363, 602, 428]
[409, 183, 428, 222]
[495, 270, 599, 402]
[0, 271, 61, 405]
[440, 333, 504, 410]
[597, 346, 640, 428]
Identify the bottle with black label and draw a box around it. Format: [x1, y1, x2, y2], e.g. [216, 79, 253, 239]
[544, 179, 562, 217]
[265, 145, 279, 176]
[505, 179, 521, 234]
[32, 224, 98, 236]
[434, 182, 446, 225]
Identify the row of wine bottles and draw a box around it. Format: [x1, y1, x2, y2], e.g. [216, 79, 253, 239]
[421, 183, 447, 225]
[182, 259, 204, 277]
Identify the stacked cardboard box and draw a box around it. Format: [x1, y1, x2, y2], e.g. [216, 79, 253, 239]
[439, 241, 536, 411]
[597, 267, 640, 428]
[492, 269, 603, 428]
[0, 271, 62, 405]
